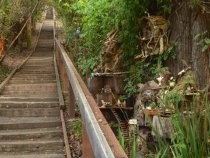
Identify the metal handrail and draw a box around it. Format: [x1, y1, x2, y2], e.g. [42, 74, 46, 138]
[54, 38, 128, 158]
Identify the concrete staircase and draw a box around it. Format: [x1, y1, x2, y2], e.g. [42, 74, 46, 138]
[0, 10, 65, 158]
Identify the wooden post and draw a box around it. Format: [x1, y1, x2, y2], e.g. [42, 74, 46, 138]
[26, 16, 32, 48]
[0, 38, 4, 58]
[67, 84, 75, 118]
[82, 124, 94, 158]
[58, 51, 75, 117]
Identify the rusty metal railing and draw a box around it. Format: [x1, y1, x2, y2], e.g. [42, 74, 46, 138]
[54, 38, 128, 158]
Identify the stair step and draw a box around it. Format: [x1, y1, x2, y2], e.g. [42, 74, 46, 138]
[0, 97, 59, 102]
[15, 72, 55, 75]
[24, 61, 54, 65]
[0, 127, 62, 140]
[0, 117, 61, 130]
[3, 83, 57, 91]
[19, 69, 54, 72]
[0, 107, 60, 117]
[12, 78, 55, 81]
[22, 64, 53, 67]
[13, 74, 55, 77]
[1, 91, 58, 98]
[0, 139, 64, 152]
[0, 101, 59, 108]
[37, 43, 54, 48]
[9, 80, 56, 84]
[0, 153, 65, 158]
[0, 10, 65, 156]
[35, 47, 54, 51]
[20, 68, 54, 71]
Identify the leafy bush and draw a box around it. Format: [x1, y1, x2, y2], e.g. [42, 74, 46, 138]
[52, 0, 175, 96]
[154, 94, 210, 158]
[0, 0, 46, 40]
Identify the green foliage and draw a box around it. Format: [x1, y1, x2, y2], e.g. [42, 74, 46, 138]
[0, 65, 10, 83]
[191, 0, 201, 7]
[124, 81, 138, 99]
[124, 62, 144, 98]
[70, 119, 82, 139]
[164, 91, 183, 107]
[0, 0, 46, 39]
[169, 105, 209, 157]
[118, 126, 125, 150]
[194, 31, 210, 53]
[77, 56, 99, 75]
[154, 95, 210, 158]
[203, 38, 210, 52]
[0, 0, 22, 38]
[52, 0, 148, 75]
[156, 0, 172, 16]
[52, 0, 175, 96]
[33, 1, 48, 22]
[124, 44, 175, 97]
[131, 134, 137, 158]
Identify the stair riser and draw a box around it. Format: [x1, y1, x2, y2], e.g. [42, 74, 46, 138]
[25, 61, 54, 64]
[4, 85, 57, 92]
[9, 80, 56, 84]
[2, 91, 57, 97]
[11, 78, 56, 81]
[20, 67, 54, 70]
[0, 154, 65, 158]
[25, 58, 53, 60]
[19, 67, 54, 69]
[0, 97, 58, 102]
[0, 142, 63, 152]
[0, 108, 60, 117]
[39, 35, 53, 39]
[36, 44, 53, 49]
[0, 132, 62, 140]
[14, 72, 55, 75]
[26, 59, 54, 62]
[14, 76, 55, 79]
[36, 44, 54, 48]
[0, 103, 59, 108]
[16, 72, 55, 75]
[22, 65, 54, 68]
[0, 122, 61, 130]
[30, 55, 54, 58]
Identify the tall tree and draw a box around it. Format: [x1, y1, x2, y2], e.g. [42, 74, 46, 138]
[168, 0, 210, 89]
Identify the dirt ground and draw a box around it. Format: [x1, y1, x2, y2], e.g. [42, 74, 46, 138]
[64, 112, 82, 158]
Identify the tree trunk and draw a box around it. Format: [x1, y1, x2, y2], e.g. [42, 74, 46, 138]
[168, 1, 192, 74]
[168, 1, 209, 90]
[191, 12, 209, 89]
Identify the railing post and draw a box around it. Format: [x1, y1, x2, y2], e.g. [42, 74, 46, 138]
[63, 69, 76, 118]
[82, 124, 94, 158]
[63, 68, 69, 92]
[57, 46, 75, 118]
[67, 84, 75, 118]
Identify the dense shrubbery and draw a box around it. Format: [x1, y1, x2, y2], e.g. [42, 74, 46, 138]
[51, 1, 210, 157]
[51, 0, 173, 95]
[0, 0, 47, 40]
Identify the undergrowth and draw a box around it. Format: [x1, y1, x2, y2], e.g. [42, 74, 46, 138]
[0, 65, 10, 83]
[152, 94, 210, 158]
[51, 0, 175, 97]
